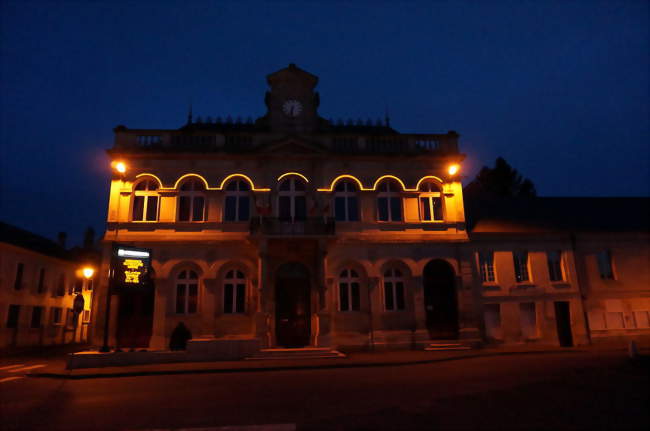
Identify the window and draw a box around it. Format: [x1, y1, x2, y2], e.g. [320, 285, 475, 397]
[377, 180, 402, 222]
[14, 262, 24, 290]
[37, 268, 46, 293]
[334, 181, 359, 222]
[56, 274, 65, 297]
[132, 179, 159, 221]
[597, 250, 614, 279]
[82, 309, 91, 323]
[176, 270, 199, 314]
[513, 251, 530, 283]
[478, 251, 495, 283]
[223, 270, 246, 313]
[51, 307, 63, 324]
[547, 251, 564, 282]
[86, 279, 93, 291]
[6, 305, 20, 328]
[31, 306, 44, 328]
[278, 177, 306, 222]
[419, 182, 443, 221]
[178, 179, 206, 222]
[383, 268, 405, 311]
[520, 303, 537, 339]
[339, 269, 361, 311]
[73, 278, 83, 294]
[224, 180, 251, 222]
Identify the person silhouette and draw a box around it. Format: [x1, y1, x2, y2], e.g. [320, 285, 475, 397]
[169, 322, 192, 350]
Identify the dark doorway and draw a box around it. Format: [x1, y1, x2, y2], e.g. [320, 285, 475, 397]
[423, 259, 459, 339]
[115, 283, 155, 348]
[275, 262, 311, 347]
[554, 301, 574, 347]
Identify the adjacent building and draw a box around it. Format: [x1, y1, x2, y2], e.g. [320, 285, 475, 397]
[94, 64, 650, 352]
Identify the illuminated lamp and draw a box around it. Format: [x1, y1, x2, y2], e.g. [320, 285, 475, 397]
[82, 267, 95, 279]
[447, 164, 460, 176]
[112, 161, 127, 174]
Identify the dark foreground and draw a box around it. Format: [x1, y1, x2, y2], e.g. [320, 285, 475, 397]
[1, 350, 648, 430]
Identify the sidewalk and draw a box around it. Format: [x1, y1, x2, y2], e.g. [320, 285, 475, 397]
[26, 341, 649, 380]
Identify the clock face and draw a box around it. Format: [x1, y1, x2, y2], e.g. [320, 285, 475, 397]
[282, 99, 303, 117]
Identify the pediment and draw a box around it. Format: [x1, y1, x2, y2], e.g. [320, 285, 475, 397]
[259, 138, 326, 155]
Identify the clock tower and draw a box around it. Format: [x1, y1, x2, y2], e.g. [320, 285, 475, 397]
[260, 63, 323, 133]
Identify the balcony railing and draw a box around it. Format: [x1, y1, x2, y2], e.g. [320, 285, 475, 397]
[250, 217, 335, 236]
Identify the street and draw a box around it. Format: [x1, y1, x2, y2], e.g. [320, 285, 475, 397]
[1, 350, 648, 430]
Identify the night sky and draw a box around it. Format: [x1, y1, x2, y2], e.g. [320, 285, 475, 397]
[1, 0, 647, 245]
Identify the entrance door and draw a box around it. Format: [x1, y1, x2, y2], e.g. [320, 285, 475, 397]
[554, 301, 574, 347]
[423, 259, 459, 339]
[116, 284, 155, 348]
[275, 262, 311, 347]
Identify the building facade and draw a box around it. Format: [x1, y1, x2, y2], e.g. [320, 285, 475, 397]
[94, 65, 650, 352]
[0, 223, 95, 350]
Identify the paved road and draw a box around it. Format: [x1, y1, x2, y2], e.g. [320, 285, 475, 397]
[1, 350, 647, 430]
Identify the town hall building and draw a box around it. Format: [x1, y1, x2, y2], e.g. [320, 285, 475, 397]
[92, 64, 649, 354]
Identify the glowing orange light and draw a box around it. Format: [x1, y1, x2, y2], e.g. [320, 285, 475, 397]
[82, 267, 95, 279]
[112, 161, 127, 174]
[448, 164, 460, 176]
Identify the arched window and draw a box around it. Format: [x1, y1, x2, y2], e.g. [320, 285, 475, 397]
[383, 267, 405, 311]
[334, 181, 359, 222]
[223, 270, 246, 313]
[278, 177, 306, 222]
[132, 179, 159, 221]
[176, 270, 198, 314]
[419, 182, 443, 221]
[377, 180, 402, 222]
[178, 179, 205, 222]
[339, 268, 360, 311]
[224, 180, 251, 222]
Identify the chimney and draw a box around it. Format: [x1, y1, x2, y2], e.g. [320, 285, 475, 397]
[57, 232, 67, 249]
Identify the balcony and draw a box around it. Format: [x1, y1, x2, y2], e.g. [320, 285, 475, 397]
[250, 217, 335, 236]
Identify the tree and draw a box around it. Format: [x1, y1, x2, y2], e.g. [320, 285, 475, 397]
[464, 157, 537, 199]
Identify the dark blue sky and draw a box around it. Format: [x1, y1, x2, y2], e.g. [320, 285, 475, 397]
[1, 0, 648, 245]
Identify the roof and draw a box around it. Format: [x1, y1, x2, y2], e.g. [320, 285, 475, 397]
[0, 222, 72, 261]
[465, 197, 650, 234]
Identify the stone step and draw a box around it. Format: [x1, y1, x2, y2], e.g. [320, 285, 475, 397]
[424, 342, 472, 351]
[245, 347, 346, 360]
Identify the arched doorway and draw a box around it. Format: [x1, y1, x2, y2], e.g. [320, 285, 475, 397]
[423, 259, 459, 339]
[275, 262, 311, 347]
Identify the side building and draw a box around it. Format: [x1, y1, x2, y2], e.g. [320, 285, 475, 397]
[0, 223, 96, 350]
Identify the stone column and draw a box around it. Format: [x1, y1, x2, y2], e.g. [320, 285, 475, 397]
[456, 253, 481, 344]
[314, 239, 331, 346]
[149, 278, 167, 349]
[254, 241, 271, 347]
[201, 278, 218, 338]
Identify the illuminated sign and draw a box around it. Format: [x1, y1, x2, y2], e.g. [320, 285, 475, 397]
[111, 245, 152, 290]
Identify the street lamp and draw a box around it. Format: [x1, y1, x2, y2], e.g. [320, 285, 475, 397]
[82, 267, 95, 280]
[447, 164, 460, 176]
[112, 161, 127, 174]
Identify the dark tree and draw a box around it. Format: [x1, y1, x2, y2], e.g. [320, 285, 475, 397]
[464, 157, 537, 199]
[83, 226, 95, 250]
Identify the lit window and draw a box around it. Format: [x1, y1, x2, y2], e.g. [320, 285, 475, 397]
[132, 179, 160, 221]
[513, 251, 530, 283]
[178, 179, 206, 222]
[383, 268, 405, 311]
[223, 270, 246, 313]
[479, 251, 495, 283]
[547, 251, 564, 282]
[597, 250, 615, 280]
[224, 180, 251, 222]
[14, 262, 24, 290]
[278, 177, 306, 222]
[176, 270, 199, 314]
[418, 182, 443, 221]
[339, 269, 361, 311]
[377, 180, 402, 222]
[334, 181, 359, 222]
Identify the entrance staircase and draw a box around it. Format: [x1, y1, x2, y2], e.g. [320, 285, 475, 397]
[245, 347, 346, 361]
[424, 341, 472, 351]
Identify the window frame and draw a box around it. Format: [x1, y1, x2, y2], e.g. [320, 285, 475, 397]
[14, 262, 24, 290]
[333, 181, 359, 222]
[224, 180, 251, 222]
[547, 250, 565, 282]
[177, 179, 206, 222]
[478, 251, 496, 284]
[131, 178, 160, 222]
[338, 268, 361, 312]
[513, 251, 531, 283]
[223, 269, 247, 314]
[596, 249, 615, 280]
[418, 181, 444, 222]
[30, 306, 44, 329]
[383, 268, 406, 311]
[175, 270, 199, 315]
[277, 177, 307, 222]
[376, 180, 403, 222]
